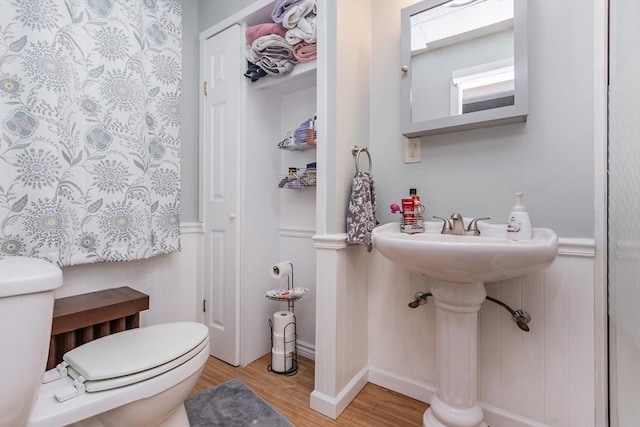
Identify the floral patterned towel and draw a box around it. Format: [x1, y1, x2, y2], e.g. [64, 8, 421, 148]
[346, 171, 377, 252]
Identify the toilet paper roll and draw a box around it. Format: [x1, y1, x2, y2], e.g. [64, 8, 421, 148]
[272, 311, 295, 335]
[273, 332, 296, 353]
[270, 261, 292, 279]
[271, 349, 293, 372]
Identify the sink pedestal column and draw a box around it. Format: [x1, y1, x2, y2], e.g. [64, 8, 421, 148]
[424, 281, 487, 427]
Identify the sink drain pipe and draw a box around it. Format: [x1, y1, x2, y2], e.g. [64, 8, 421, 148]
[408, 292, 531, 332]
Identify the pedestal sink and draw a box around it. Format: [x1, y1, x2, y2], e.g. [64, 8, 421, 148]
[371, 220, 558, 427]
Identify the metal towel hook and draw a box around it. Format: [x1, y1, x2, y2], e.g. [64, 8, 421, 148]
[351, 145, 372, 173]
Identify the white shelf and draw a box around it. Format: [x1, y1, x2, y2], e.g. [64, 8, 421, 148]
[249, 61, 317, 96]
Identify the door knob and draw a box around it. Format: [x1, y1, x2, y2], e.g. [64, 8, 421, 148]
[229, 213, 236, 220]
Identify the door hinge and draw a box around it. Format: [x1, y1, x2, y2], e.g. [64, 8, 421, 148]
[202, 298, 207, 312]
[203, 81, 207, 96]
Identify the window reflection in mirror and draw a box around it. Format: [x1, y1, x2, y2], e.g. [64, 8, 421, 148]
[410, 0, 515, 123]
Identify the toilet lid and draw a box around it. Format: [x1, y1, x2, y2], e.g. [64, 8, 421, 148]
[63, 322, 208, 391]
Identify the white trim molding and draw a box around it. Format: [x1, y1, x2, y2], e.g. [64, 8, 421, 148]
[557, 237, 595, 257]
[310, 366, 369, 420]
[312, 233, 348, 249]
[279, 228, 316, 239]
[296, 340, 315, 361]
[180, 222, 204, 235]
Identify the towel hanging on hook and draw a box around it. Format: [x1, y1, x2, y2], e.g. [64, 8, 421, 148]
[346, 145, 377, 251]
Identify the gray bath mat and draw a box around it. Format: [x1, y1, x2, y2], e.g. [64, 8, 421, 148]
[185, 379, 294, 426]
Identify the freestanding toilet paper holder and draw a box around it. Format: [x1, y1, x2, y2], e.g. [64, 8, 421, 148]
[268, 314, 297, 375]
[267, 262, 299, 375]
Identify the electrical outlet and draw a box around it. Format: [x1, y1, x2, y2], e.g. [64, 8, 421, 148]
[404, 137, 421, 163]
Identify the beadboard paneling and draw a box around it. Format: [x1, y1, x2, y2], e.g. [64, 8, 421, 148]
[311, 235, 370, 419]
[278, 229, 317, 359]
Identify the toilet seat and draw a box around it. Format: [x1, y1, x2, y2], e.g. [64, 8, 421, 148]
[47, 322, 208, 401]
[63, 322, 207, 391]
[67, 339, 208, 392]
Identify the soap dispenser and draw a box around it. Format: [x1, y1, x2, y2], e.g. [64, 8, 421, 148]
[506, 192, 532, 240]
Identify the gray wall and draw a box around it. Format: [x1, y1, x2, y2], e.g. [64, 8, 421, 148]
[187, 0, 596, 238]
[198, 0, 257, 33]
[181, 0, 200, 222]
[371, 0, 595, 238]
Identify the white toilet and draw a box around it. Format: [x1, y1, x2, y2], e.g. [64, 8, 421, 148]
[0, 257, 210, 427]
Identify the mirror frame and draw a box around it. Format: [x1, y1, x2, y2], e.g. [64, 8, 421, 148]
[401, 0, 528, 138]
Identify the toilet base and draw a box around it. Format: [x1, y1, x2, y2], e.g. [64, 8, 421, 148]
[68, 403, 189, 427]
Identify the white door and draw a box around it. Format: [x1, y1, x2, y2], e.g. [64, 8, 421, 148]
[202, 24, 242, 366]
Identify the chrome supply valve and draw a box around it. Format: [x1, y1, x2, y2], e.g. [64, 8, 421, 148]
[408, 291, 431, 308]
[433, 213, 491, 236]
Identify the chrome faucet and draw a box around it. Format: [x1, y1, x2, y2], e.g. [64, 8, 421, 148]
[433, 213, 491, 236]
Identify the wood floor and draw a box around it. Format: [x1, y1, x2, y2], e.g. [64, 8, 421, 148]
[191, 353, 429, 426]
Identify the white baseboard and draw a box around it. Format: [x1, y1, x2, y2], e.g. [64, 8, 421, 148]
[296, 339, 315, 360]
[368, 366, 435, 403]
[369, 367, 550, 427]
[310, 366, 368, 419]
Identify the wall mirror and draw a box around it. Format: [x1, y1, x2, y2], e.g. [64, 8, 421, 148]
[401, 0, 527, 137]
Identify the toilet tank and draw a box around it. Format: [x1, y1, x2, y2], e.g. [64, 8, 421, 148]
[0, 257, 63, 427]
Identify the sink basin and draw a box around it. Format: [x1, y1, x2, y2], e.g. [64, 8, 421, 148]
[371, 221, 558, 283]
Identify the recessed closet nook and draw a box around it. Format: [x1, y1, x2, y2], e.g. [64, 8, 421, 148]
[199, 0, 371, 419]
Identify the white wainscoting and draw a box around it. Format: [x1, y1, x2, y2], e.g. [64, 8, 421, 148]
[368, 238, 596, 427]
[55, 224, 599, 426]
[277, 228, 317, 360]
[310, 234, 370, 419]
[56, 222, 203, 327]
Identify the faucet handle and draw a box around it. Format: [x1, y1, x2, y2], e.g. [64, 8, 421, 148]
[433, 216, 452, 233]
[466, 217, 491, 235]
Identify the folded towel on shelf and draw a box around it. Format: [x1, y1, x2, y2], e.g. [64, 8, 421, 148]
[293, 42, 316, 63]
[281, 0, 316, 29]
[285, 13, 316, 45]
[258, 55, 296, 76]
[244, 61, 268, 82]
[346, 171, 378, 252]
[271, 0, 306, 24]
[249, 34, 296, 61]
[245, 23, 287, 45]
[245, 34, 297, 78]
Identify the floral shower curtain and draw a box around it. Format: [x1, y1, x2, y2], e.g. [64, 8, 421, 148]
[0, 0, 182, 266]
